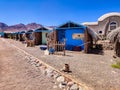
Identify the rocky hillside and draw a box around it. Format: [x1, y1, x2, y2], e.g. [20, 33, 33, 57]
[0, 22, 42, 32]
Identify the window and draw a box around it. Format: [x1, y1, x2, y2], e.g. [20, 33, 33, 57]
[98, 30, 102, 34]
[72, 33, 84, 39]
[110, 21, 117, 30]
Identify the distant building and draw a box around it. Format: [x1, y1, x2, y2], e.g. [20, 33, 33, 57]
[83, 12, 120, 38]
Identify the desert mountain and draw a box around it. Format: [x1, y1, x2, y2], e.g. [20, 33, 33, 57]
[0, 22, 42, 32]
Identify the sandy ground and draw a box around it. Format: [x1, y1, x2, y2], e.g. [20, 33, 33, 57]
[0, 38, 61, 90]
[2, 38, 120, 90]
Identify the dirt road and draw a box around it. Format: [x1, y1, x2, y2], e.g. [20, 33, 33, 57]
[6, 38, 120, 90]
[0, 38, 58, 90]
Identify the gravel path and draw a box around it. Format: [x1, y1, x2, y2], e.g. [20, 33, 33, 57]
[4, 38, 120, 90]
[0, 38, 61, 90]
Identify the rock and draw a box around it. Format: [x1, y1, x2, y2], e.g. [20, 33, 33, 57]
[56, 76, 65, 83]
[78, 87, 83, 90]
[46, 68, 54, 77]
[53, 71, 60, 79]
[41, 69, 47, 75]
[25, 56, 29, 59]
[35, 63, 42, 67]
[69, 84, 79, 90]
[46, 68, 54, 73]
[40, 66, 47, 75]
[67, 82, 74, 87]
[53, 85, 58, 89]
[35, 60, 39, 63]
[65, 78, 72, 82]
[59, 82, 67, 89]
[30, 58, 36, 62]
[31, 62, 36, 65]
[44, 50, 49, 55]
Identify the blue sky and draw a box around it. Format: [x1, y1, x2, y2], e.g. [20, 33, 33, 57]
[0, 0, 120, 26]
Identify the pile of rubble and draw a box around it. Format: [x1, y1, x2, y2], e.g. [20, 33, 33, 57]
[24, 55, 85, 90]
[98, 40, 114, 50]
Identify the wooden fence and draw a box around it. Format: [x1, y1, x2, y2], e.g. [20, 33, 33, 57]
[47, 40, 66, 56]
[53, 41, 66, 56]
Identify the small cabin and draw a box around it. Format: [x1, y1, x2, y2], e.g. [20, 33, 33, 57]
[0, 32, 5, 37]
[33, 27, 51, 45]
[55, 21, 85, 51]
[18, 31, 26, 41]
[47, 21, 86, 51]
[25, 30, 33, 40]
[47, 21, 99, 53]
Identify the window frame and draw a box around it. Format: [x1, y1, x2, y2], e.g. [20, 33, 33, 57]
[109, 21, 117, 31]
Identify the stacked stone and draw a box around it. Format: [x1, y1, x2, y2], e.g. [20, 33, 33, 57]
[24, 54, 84, 90]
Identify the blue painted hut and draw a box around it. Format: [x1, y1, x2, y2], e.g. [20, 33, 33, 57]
[55, 21, 86, 51]
[0, 32, 5, 37]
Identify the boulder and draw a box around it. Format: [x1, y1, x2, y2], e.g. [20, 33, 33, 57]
[56, 76, 65, 83]
[59, 82, 67, 89]
[69, 84, 79, 90]
[67, 81, 74, 87]
[46, 68, 54, 77]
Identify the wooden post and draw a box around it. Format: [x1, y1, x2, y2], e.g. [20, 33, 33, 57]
[63, 39, 66, 56]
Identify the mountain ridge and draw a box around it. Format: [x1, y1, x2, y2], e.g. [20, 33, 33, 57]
[0, 22, 42, 32]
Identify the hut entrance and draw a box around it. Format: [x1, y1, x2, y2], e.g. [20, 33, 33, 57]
[34, 26, 50, 45]
[34, 32, 42, 45]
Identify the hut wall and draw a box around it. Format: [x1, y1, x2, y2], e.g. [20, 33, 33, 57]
[57, 28, 85, 51]
[54, 30, 58, 43]
[34, 32, 42, 45]
[84, 28, 93, 53]
[46, 30, 58, 50]
[53, 30, 58, 50]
